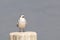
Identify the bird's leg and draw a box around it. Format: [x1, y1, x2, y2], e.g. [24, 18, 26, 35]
[19, 28, 25, 32]
[23, 28, 25, 32]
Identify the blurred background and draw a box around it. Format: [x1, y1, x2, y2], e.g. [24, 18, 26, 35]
[0, 0, 60, 40]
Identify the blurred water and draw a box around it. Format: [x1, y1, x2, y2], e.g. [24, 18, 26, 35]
[0, 0, 60, 40]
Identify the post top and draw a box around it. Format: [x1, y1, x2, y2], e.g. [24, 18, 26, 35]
[10, 31, 37, 35]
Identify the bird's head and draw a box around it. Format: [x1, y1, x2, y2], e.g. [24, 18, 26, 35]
[20, 15, 24, 18]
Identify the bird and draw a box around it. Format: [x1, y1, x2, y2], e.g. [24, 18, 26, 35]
[17, 15, 27, 32]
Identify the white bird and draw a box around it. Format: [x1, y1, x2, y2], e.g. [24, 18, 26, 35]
[17, 15, 27, 32]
